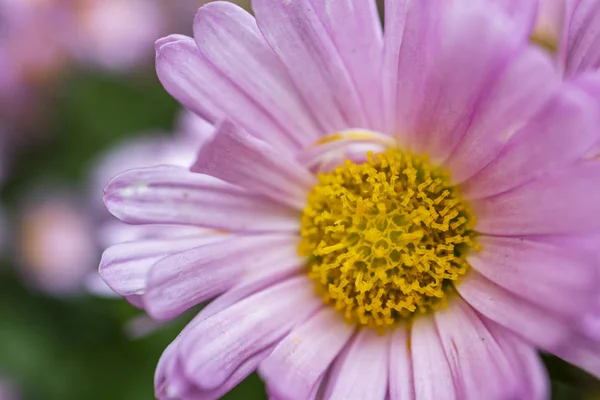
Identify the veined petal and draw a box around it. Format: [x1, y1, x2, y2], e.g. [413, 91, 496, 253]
[252, 0, 369, 133]
[462, 83, 600, 199]
[99, 235, 222, 296]
[411, 315, 457, 400]
[144, 234, 302, 320]
[259, 307, 355, 400]
[445, 47, 558, 183]
[322, 330, 389, 400]
[192, 2, 321, 148]
[483, 320, 549, 400]
[389, 325, 415, 400]
[180, 276, 322, 390]
[553, 335, 600, 377]
[155, 35, 297, 152]
[156, 336, 274, 400]
[307, 0, 384, 131]
[382, 0, 443, 142]
[473, 161, 600, 235]
[192, 120, 315, 210]
[457, 270, 573, 349]
[565, 0, 600, 76]
[104, 165, 299, 232]
[434, 298, 533, 399]
[467, 236, 597, 317]
[409, 0, 525, 163]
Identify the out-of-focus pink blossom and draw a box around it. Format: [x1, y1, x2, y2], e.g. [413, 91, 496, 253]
[15, 191, 97, 296]
[12, 111, 212, 298]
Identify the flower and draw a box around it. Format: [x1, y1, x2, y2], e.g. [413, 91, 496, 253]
[531, 0, 600, 76]
[101, 1, 600, 399]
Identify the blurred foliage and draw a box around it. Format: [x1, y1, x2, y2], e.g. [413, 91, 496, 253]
[0, 62, 598, 400]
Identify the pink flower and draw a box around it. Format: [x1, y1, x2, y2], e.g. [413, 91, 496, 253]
[531, 0, 600, 77]
[101, 1, 600, 399]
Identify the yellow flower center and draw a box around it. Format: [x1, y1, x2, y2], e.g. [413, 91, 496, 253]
[299, 149, 478, 329]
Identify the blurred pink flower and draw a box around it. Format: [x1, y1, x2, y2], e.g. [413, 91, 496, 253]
[99, 1, 600, 399]
[13, 111, 212, 298]
[15, 191, 97, 296]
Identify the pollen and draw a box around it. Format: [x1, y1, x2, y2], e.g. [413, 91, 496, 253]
[299, 149, 479, 330]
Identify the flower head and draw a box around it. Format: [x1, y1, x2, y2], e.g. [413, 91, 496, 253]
[101, 1, 600, 399]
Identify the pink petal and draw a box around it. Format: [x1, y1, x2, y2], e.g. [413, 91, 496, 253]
[104, 165, 299, 232]
[467, 236, 597, 317]
[99, 235, 222, 296]
[484, 319, 549, 400]
[306, 0, 385, 131]
[156, 337, 274, 400]
[434, 298, 529, 399]
[259, 307, 354, 400]
[411, 315, 457, 400]
[180, 276, 322, 390]
[252, 0, 370, 133]
[489, 0, 540, 36]
[444, 47, 558, 183]
[389, 325, 415, 400]
[192, 120, 315, 210]
[409, 0, 526, 163]
[322, 330, 389, 400]
[473, 161, 600, 235]
[457, 270, 572, 349]
[382, 0, 442, 143]
[144, 234, 302, 320]
[553, 335, 600, 377]
[462, 83, 600, 199]
[155, 35, 297, 153]
[192, 2, 321, 148]
[296, 129, 395, 173]
[565, 0, 600, 76]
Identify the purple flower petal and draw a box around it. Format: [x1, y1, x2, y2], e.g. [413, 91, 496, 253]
[467, 236, 597, 317]
[104, 165, 299, 232]
[435, 298, 538, 399]
[463, 83, 600, 198]
[483, 319, 549, 399]
[457, 270, 572, 349]
[155, 35, 297, 153]
[100, 235, 223, 296]
[408, 0, 525, 163]
[259, 307, 355, 400]
[411, 315, 457, 400]
[444, 47, 558, 183]
[192, 2, 321, 148]
[179, 276, 322, 390]
[144, 234, 302, 320]
[565, 0, 600, 76]
[473, 161, 600, 235]
[382, 0, 442, 142]
[490, 0, 540, 37]
[192, 120, 315, 210]
[389, 325, 415, 400]
[252, 0, 370, 133]
[306, 0, 385, 131]
[321, 330, 389, 400]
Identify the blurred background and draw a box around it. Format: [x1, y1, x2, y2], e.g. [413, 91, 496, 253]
[0, 0, 599, 399]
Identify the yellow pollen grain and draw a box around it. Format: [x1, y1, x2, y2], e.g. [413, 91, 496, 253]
[299, 149, 479, 330]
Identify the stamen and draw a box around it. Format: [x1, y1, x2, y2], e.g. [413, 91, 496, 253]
[299, 149, 479, 330]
